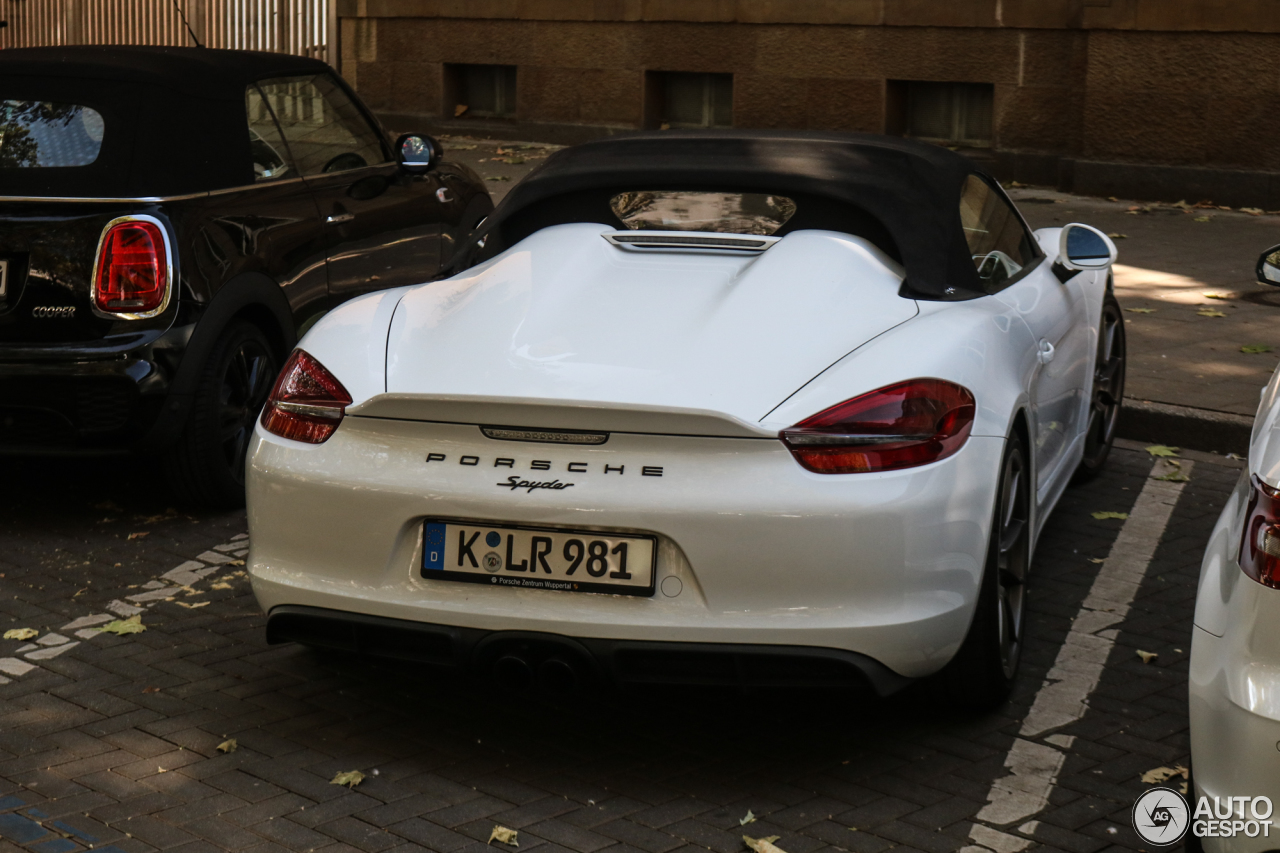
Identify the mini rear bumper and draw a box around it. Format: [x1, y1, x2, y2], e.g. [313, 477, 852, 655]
[266, 604, 914, 696]
[0, 330, 186, 453]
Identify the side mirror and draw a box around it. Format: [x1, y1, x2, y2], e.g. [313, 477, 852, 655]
[1258, 245, 1280, 287]
[1059, 223, 1117, 271]
[396, 133, 441, 174]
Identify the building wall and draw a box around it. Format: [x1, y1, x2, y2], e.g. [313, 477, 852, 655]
[338, 0, 1280, 206]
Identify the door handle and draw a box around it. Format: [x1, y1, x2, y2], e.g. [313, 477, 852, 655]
[326, 213, 355, 225]
[1037, 339, 1056, 364]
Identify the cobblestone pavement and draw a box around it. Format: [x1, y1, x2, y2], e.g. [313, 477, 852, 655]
[0, 441, 1239, 853]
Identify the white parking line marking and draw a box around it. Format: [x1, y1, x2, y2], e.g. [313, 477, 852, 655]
[966, 459, 1193, 850]
[0, 534, 250, 683]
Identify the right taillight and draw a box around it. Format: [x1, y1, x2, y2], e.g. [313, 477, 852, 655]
[260, 350, 353, 444]
[780, 378, 975, 474]
[93, 218, 169, 316]
[1240, 474, 1280, 588]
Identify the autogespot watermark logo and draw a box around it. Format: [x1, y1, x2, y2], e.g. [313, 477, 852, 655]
[1133, 788, 1275, 845]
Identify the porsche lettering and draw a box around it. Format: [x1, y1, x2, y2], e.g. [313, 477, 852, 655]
[426, 452, 663, 477]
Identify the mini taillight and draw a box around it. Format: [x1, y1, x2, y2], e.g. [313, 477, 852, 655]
[260, 350, 353, 444]
[94, 219, 168, 314]
[780, 378, 975, 474]
[1240, 474, 1280, 588]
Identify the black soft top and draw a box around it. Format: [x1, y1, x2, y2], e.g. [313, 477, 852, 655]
[0, 46, 335, 198]
[460, 130, 995, 301]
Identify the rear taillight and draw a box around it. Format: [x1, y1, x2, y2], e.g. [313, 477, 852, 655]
[93, 217, 169, 315]
[780, 378, 975, 474]
[260, 350, 353, 444]
[1240, 474, 1280, 588]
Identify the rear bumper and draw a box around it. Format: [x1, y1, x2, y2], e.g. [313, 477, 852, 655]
[0, 337, 185, 454]
[247, 417, 1006, 679]
[266, 604, 914, 696]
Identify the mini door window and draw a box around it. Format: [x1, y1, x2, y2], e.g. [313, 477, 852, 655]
[253, 74, 388, 176]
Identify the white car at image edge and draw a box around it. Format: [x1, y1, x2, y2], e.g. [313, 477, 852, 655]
[245, 131, 1125, 708]
[1189, 243, 1280, 851]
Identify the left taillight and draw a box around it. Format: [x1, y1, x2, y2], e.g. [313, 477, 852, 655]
[1239, 474, 1280, 589]
[260, 350, 353, 444]
[93, 218, 169, 315]
[780, 378, 976, 474]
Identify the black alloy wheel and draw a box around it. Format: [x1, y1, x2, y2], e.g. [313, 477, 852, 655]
[934, 430, 1032, 709]
[1075, 292, 1127, 481]
[165, 320, 278, 508]
[994, 440, 1031, 680]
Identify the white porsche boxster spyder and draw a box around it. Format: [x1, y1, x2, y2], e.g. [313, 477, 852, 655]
[246, 131, 1125, 707]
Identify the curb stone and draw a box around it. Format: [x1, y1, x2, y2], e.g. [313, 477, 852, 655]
[1117, 397, 1254, 455]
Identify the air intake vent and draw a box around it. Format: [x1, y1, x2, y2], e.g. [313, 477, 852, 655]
[604, 231, 779, 253]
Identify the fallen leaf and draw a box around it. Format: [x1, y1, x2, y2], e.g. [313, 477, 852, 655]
[217, 738, 237, 754]
[744, 836, 785, 853]
[127, 532, 149, 540]
[740, 810, 757, 826]
[1107, 233, 1128, 239]
[1146, 445, 1180, 458]
[659, 122, 670, 130]
[1108, 196, 1118, 201]
[500, 157, 526, 165]
[1243, 344, 1275, 354]
[177, 601, 210, 609]
[1197, 308, 1227, 318]
[454, 104, 468, 117]
[1092, 511, 1129, 520]
[3, 628, 38, 641]
[1125, 307, 1156, 314]
[143, 686, 160, 693]
[1242, 207, 1265, 216]
[1203, 292, 1232, 300]
[489, 826, 519, 846]
[1137, 650, 1158, 664]
[1141, 764, 1188, 784]
[227, 559, 245, 567]
[99, 615, 145, 635]
[1154, 471, 1191, 482]
[1088, 557, 1105, 564]
[210, 582, 232, 590]
[331, 769, 365, 788]
[1194, 215, 1212, 222]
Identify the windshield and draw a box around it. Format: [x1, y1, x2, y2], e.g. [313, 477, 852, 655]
[0, 100, 104, 168]
[610, 191, 796, 236]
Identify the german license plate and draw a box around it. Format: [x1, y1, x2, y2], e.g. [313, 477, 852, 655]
[422, 520, 656, 596]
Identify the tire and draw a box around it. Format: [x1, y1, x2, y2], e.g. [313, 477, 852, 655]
[1074, 292, 1126, 482]
[164, 320, 279, 508]
[935, 429, 1032, 709]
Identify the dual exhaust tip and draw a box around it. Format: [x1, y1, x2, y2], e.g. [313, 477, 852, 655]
[492, 653, 581, 693]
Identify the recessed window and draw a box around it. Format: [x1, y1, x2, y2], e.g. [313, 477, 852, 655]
[611, 192, 795, 235]
[448, 64, 517, 119]
[654, 72, 733, 128]
[899, 82, 993, 148]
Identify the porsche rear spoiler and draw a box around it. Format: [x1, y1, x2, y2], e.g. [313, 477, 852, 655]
[345, 394, 778, 439]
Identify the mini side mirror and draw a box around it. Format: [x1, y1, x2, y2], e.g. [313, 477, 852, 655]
[1258, 244, 1280, 287]
[396, 133, 441, 174]
[1059, 223, 1117, 272]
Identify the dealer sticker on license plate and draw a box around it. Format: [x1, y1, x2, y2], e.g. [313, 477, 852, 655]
[422, 520, 656, 596]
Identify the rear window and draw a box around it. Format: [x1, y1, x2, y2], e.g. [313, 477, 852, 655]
[0, 100, 104, 168]
[610, 191, 796, 236]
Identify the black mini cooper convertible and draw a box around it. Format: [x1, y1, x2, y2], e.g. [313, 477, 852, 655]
[0, 46, 491, 504]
